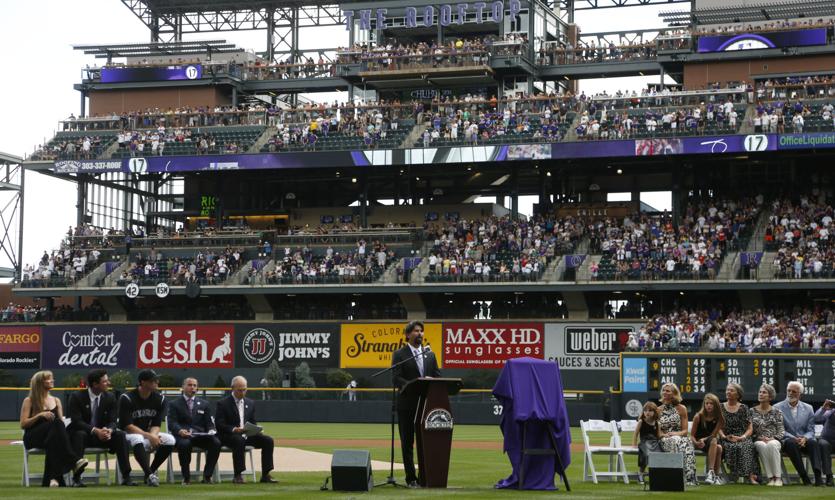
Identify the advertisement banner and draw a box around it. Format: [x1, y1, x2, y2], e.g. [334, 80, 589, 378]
[0, 326, 42, 369]
[778, 132, 835, 150]
[340, 323, 443, 369]
[137, 325, 234, 368]
[101, 64, 203, 83]
[697, 29, 827, 53]
[42, 325, 137, 369]
[622, 357, 648, 392]
[544, 323, 641, 371]
[235, 323, 339, 367]
[442, 322, 543, 369]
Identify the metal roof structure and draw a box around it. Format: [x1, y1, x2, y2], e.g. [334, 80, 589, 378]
[660, 0, 835, 26]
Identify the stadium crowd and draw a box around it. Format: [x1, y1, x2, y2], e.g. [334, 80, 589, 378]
[588, 198, 759, 281]
[627, 307, 835, 353]
[261, 241, 394, 284]
[117, 247, 246, 286]
[765, 194, 834, 279]
[423, 215, 582, 282]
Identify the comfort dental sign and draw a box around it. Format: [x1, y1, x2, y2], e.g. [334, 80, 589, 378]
[344, 0, 521, 30]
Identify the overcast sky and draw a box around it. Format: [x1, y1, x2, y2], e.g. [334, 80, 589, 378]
[0, 1, 669, 270]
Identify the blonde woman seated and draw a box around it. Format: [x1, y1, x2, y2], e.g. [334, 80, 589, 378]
[659, 382, 698, 485]
[750, 383, 785, 486]
[19, 371, 88, 487]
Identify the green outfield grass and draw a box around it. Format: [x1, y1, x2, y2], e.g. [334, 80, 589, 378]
[0, 422, 831, 499]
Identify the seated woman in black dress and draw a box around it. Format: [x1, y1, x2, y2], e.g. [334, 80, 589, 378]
[19, 371, 87, 487]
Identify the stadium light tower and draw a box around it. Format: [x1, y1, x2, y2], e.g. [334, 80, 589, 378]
[0, 152, 23, 280]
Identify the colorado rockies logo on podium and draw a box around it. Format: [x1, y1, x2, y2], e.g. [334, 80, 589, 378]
[243, 328, 276, 364]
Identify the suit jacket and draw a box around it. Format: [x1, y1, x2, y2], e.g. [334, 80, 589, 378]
[815, 407, 835, 443]
[167, 395, 215, 435]
[215, 395, 257, 435]
[67, 389, 119, 434]
[774, 399, 816, 440]
[391, 344, 441, 411]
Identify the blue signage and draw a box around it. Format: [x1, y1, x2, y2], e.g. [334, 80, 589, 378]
[622, 357, 648, 392]
[344, 0, 520, 30]
[697, 29, 827, 53]
[101, 64, 203, 83]
[778, 132, 835, 150]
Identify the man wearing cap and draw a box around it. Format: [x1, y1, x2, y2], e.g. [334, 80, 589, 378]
[167, 377, 221, 484]
[118, 369, 175, 487]
[67, 369, 136, 486]
[215, 376, 277, 484]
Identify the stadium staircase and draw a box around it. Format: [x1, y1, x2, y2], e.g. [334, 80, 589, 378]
[101, 140, 122, 160]
[739, 104, 756, 134]
[562, 108, 584, 142]
[103, 261, 130, 286]
[228, 259, 256, 285]
[249, 126, 277, 153]
[380, 262, 402, 283]
[717, 251, 739, 280]
[575, 256, 597, 281]
[541, 256, 564, 281]
[402, 121, 427, 149]
[759, 251, 777, 279]
[747, 209, 772, 252]
[78, 261, 112, 287]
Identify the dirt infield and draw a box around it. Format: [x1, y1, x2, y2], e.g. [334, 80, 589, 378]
[281, 439, 585, 453]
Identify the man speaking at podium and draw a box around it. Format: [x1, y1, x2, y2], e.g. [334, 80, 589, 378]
[392, 320, 441, 487]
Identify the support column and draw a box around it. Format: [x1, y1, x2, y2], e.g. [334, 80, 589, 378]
[399, 293, 426, 320]
[232, 87, 238, 107]
[562, 291, 589, 321]
[99, 296, 128, 323]
[76, 175, 87, 227]
[79, 90, 87, 118]
[266, 10, 276, 62]
[510, 166, 519, 218]
[16, 166, 25, 281]
[247, 294, 275, 321]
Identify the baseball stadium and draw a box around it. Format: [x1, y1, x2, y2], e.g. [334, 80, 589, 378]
[0, 0, 834, 497]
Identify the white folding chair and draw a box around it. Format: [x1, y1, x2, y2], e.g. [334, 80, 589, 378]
[214, 445, 257, 483]
[581, 420, 629, 484]
[14, 441, 47, 487]
[166, 446, 207, 483]
[79, 447, 112, 485]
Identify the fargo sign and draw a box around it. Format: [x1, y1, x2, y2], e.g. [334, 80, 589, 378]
[344, 0, 520, 30]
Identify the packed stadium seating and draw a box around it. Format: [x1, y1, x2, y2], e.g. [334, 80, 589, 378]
[764, 194, 834, 279]
[629, 307, 835, 353]
[585, 199, 759, 281]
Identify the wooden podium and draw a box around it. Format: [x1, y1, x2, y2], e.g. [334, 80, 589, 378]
[401, 377, 463, 488]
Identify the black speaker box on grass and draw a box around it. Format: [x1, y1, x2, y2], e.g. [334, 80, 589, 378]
[648, 452, 684, 491]
[331, 449, 373, 491]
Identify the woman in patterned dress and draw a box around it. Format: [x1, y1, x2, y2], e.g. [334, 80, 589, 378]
[750, 383, 784, 486]
[658, 382, 698, 485]
[719, 383, 759, 484]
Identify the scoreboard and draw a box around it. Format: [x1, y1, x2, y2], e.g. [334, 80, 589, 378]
[621, 353, 835, 401]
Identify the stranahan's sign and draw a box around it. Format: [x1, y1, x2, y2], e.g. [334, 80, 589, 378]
[344, 0, 521, 31]
[340, 323, 443, 368]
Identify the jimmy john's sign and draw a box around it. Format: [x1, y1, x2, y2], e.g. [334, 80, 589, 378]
[235, 324, 338, 367]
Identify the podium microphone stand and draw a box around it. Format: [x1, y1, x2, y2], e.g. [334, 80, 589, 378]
[370, 350, 428, 488]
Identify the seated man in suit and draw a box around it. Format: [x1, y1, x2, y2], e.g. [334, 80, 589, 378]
[67, 369, 135, 487]
[774, 380, 823, 486]
[167, 377, 221, 484]
[392, 320, 441, 487]
[118, 369, 175, 487]
[215, 376, 277, 484]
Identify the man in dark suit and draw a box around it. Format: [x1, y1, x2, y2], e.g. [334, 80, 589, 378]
[215, 376, 277, 484]
[167, 377, 222, 484]
[391, 320, 441, 487]
[67, 369, 136, 486]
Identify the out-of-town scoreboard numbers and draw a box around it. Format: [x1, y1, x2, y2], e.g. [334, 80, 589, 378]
[621, 353, 835, 399]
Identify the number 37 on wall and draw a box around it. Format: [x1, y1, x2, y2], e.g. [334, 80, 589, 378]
[493, 404, 503, 415]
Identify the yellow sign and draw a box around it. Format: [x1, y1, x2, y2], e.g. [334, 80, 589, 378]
[340, 323, 443, 368]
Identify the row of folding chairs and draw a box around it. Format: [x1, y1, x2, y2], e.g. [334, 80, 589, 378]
[581, 419, 827, 485]
[12, 439, 256, 487]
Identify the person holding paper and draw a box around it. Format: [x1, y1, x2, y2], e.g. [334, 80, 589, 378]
[391, 320, 441, 487]
[167, 377, 221, 484]
[215, 376, 277, 484]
